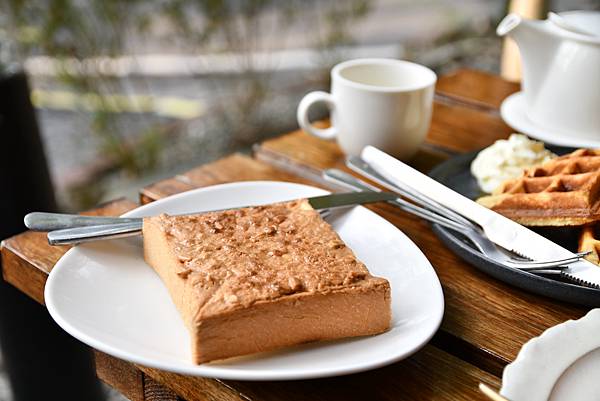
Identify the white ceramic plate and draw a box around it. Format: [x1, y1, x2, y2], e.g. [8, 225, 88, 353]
[501, 92, 600, 148]
[502, 308, 600, 401]
[45, 181, 444, 380]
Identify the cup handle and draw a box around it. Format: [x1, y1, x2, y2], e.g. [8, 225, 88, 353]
[297, 91, 337, 140]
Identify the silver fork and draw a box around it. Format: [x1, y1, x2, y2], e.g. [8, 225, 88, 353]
[322, 169, 587, 272]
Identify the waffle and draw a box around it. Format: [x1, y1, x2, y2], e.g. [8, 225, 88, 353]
[578, 224, 600, 265]
[477, 149, 600, 226]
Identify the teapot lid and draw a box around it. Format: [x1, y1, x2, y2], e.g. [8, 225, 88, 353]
[549, 11, 600, 38]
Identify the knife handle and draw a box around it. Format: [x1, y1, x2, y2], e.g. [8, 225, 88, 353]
[25, 212, 142, 231]
[47, 222, 143, 245]
[364, 147, 500, 225]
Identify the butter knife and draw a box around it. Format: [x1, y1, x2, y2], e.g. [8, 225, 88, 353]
[45, 191, 396, 245]
[361, 145, 600, 288]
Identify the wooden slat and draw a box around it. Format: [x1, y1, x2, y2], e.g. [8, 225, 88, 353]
[254, 130, 450, 180]
[0, 232, 58, 304]
[140, 154, 327, 204]
[255, 135, 452, 188]
[255, 129, 345, 172]
[143, 376, 180, 401]
[255, 103, 512, 181]
[427, 101, 513, 152]
[0, 199, 182, 401]
[138, 367, 248, 401]
[140, 345, 499, 401]
[180, 154, 319, 187]
[0, 199, 180, 401]
[436, 69, 519, 110]
[141, 177, 196, 205]
[0, 199, 137, 304]
[94, 351, 145, 401]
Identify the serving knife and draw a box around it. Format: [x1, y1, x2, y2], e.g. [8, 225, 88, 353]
[41, 191, 397, 245]
[361, 145, 600, 288]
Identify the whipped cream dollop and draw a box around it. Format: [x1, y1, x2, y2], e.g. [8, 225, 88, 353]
[471, 134, 556, 193]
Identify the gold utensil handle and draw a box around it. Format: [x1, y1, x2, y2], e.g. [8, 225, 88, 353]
[479, 383, 512, 401]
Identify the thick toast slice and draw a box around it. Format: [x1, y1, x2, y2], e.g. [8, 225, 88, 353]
[143, 199, 391, 363]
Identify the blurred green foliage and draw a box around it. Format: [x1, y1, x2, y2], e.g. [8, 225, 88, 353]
[2, 0, 371, 208]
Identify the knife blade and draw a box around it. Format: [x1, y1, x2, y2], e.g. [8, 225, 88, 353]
[46, 191, 396, 245]
[29, 191, 397, 232]
[306, 191, 396, 209]
[361, 145, 600, 288]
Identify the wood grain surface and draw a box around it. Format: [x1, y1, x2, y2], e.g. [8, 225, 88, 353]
[94, 351, 145, 401]
[0, 199, 183, 401]
[435, 69, 519, 110]
[0, 69, 582, 401]
[140, 344, 500, 401]
[1, 199, 137, 304]
[0, 156, 498, 401]
[140, 153, 324, 204]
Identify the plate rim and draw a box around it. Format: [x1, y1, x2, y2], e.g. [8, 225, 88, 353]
[501, 308, 600, 401]
[45, 180, 445, 380]
[501, 92, 600, 149]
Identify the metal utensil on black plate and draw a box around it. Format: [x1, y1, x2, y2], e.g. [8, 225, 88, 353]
[322, 169, 584, 273]
[360, 146, 600, 288]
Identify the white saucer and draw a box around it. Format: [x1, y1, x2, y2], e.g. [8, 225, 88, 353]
[501, 308, 600, 401]
[501, 92, 600, 148]
[45, 181, 444, 380]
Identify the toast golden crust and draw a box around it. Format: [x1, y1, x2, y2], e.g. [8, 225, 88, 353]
[143, 199, 391, 363]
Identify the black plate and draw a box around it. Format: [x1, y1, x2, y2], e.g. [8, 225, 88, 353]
[428, 151, 600, 307]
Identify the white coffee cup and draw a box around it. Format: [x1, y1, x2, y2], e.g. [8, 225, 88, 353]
[297, 58, 436, 159]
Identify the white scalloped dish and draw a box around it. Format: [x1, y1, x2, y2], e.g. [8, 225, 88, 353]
[501, 308, 600, 401]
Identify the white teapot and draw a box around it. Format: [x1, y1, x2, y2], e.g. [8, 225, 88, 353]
[497, 11, 600, 142]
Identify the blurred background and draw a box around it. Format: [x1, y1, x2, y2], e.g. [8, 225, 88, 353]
[0, 0, 593, 214]
[0, 0, 599, 400]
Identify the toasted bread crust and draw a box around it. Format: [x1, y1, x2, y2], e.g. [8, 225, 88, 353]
[143, 200, 391, 363]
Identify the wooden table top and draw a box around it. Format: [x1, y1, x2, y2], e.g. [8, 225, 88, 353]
[1, 69, 589, 401]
